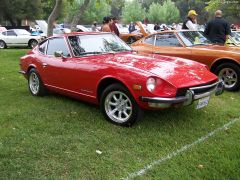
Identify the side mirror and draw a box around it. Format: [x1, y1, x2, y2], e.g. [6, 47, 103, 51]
[54, 51, 64, 58]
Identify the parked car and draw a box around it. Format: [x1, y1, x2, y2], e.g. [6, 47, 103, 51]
[19, 32, 223, 126]
[120, 21, 150, 44]
[132, 30, 240, 91]
[227, 31, 240, 46]
[0, 29, 43, 49]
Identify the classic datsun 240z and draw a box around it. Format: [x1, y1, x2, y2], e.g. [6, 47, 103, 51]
[19, 32, 223, 126]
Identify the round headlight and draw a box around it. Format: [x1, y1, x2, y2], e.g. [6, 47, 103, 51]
[146, 77, 156, 92]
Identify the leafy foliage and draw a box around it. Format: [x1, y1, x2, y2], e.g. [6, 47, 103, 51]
[205, 0, 240, 23]
[79, 0, 111, 24]
[122, 0, 146, 24]
[0, 0, 42, 26]
[147, 0, 180, 24]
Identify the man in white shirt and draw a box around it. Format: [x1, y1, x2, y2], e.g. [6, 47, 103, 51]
[182, 10, 198, 30]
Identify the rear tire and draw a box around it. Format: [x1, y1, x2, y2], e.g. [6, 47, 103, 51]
[214, 62, 240, 91]
[28, 69, 46, 96]
[0, 40, 6, 49]
[100, 83, 143, 126]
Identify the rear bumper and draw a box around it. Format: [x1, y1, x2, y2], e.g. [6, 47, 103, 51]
[140, 80, 224, 108]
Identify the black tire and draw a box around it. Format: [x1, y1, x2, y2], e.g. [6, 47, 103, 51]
[214, 62, 240, 91]
[28, 39, 38, 49]
[28, 68, 46, 96]
[127, 37, 137, 44]
[100, 83, 143, 127]
[0, 40, 6, 49]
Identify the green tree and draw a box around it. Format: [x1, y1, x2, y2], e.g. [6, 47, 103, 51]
[147, 3, 162, 23]
[110, 0, 125, 18]
[147, 0, 180, 24]
[81, 0, 111, 24]
[122, 0, 146, 24]
[205, 0, 240, 23]
[0, 0, 41, 26]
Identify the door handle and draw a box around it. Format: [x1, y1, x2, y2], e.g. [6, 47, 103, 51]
[155, 51, 161, 54]
[42, 63, 48, 68]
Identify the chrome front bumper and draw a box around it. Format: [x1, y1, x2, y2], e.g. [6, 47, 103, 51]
[140, 80, 224, 108]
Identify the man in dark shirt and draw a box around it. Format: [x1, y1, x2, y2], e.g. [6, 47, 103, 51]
[204, 10, 231, 45]
[110, 17, 120, 36]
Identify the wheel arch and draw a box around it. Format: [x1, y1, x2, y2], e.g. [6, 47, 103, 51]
[27, 65, 37, 75]
[97, 77, 132, 103]
[28, 39, 38, 46]
[210, 58, 240, 72]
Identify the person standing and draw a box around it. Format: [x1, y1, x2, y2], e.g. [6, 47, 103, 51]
[182, 10, 198, 30]
[110, 17, 120, 36]
[128, 22, 136, 33]
[101, 16, 112, 32]
[204, 10, 231, 45]
[154, 23, 160, 31]
[91, 21, 98, 32]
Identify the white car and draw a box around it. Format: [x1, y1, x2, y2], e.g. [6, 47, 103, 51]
[0, 29, 43, 49]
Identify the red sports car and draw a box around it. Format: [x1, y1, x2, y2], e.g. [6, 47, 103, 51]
[19, 32, 223, 126]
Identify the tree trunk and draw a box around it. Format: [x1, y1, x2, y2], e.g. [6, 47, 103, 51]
[47, 0, 62, 37]
[70, 0, 90, 31]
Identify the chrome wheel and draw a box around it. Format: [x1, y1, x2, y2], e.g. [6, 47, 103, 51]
[29, 40, 38, 48]
[219, 68, 238, 89]
[29, 72, 40, 95]
[104, 91, 133, 123]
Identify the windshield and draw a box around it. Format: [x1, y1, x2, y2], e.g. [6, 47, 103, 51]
[231, 32, 240, 44]
[68, 33, 132, 56]
[178, 31, 211, 46]
[14, 29, 31, 35]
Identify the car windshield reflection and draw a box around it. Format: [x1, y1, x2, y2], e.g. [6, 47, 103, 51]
[68, 34, 132, 56]
[178, 31, 211, 47]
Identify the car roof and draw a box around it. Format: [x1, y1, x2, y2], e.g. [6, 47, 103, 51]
[49, 32, 112, 38]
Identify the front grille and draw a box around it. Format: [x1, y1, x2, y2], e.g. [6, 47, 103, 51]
[176, 80, 218, 97]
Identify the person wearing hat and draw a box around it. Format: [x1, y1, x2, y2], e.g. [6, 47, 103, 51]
[204, 10, 231, 45]
[182, 10, 198, 30]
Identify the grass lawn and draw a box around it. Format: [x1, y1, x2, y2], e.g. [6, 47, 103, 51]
[0, 49, 240, 179]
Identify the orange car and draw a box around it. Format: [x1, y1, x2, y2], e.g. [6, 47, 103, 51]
[132, 30, 240, 91]
[120, 21, 149, 44]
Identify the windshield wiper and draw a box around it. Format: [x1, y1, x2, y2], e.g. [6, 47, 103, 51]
[79, 51, 103, 55]
[190, 43, 209, 47]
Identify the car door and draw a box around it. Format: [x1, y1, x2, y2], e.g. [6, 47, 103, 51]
[152, 32, 192, 60]
[2, 30, 18, 46]
[39, 37, 77, 92]
[133, 35, 155, 55]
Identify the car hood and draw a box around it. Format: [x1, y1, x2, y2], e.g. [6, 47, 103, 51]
[109, 53, 217, 88]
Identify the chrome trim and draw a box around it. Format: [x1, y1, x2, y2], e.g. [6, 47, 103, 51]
[189, 81, 220, 91]
[18, 70, 26, 74]
[140, 80, 224, 107]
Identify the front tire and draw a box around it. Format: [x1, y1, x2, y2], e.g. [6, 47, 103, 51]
[214, 62, 240, 91]
[28, 39, 38, 49]
[0, 40, 6, 49]
[28, 69, 46, 96]
[100, 83, 143, 126]
[127, 36, 137, 44]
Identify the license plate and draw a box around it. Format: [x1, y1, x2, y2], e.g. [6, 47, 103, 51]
[196, 96, 210, 109]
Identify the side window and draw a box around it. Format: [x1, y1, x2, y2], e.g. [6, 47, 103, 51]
[155, 33, 181, 47]
[46, 38, 70, 57]
[38, 40, 48, 54]
[5, 31, 17, 36]
[2, 32, 7, 36]
[144, 35, 155, 45]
